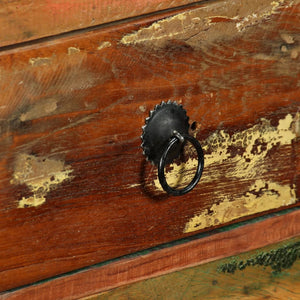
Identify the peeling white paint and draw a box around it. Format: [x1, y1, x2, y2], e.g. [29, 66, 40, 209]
[120, 0, 290, 48]
[68, 47, 81, 55]
[11, 154, 73, 208]
[150, 113, 297, 233]
[155, 114, 296, 191]
[29, 57, 52, 66]
[182, 114, 297, 233]
[97, 41, 112, 50]
[184, 180, 296, 233]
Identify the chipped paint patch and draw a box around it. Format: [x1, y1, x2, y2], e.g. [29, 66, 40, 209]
[97, 41, 112, 50]
[196, 114, 296, 181]
[139, 105, 147, 112]
[29, 56, 52, 66]
[280, 33, 295, 44]
[120, 8, 210, 47]
[181, 114, 297, 233]
[68, 47, 80, 55]
[127, 183, 141, 189]
[20, 98, 58, 122]
[294, 112, 300, 136]
[206, 114, 296, 180]
[155, 114, 296, 191]
[120, 0, 290, 48]
[290, 46, 300, 59]
[154, 158, 198, 191]
[151, 114, 297, 232]
[184, 180, 296, 233]
[18, 195, 46, 209]
[10, 154, 73, 208]
[236, 0, 285, 32]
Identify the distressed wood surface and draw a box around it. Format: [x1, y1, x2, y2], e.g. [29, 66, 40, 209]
[2, 210, 300, 300]
[0, 0, 202, 47]
[86, 238, 300, 300]
[0, 0, 299, 292]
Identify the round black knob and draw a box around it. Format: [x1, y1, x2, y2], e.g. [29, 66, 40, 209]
[141, 101, 204, 196]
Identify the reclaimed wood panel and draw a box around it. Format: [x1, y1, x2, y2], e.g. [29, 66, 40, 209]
[2, 210, 300, 300]
[0, 0, 299, 291]
[86, 238, 300, 300]
[0, 0, 201, 47]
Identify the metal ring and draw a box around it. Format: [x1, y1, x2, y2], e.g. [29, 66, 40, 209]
[158, 133, 204, 196]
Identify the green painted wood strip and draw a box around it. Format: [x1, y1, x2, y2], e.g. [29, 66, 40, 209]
[87, 237, 300, 299]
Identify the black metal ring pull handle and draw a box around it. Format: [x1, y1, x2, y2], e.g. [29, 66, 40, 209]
[141, 101, 205, 196]
[158, 132, 204, 196]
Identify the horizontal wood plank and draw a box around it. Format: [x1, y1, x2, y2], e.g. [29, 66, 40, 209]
[87, 238, 300, 300]
[0, 0, 202, 47]
[0, 0, 299, 291]
[2, 210, 300, 299]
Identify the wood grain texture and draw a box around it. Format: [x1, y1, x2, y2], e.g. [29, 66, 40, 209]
[86, 238, 300, 300]
[2, 210, 300, 299]
[0, 0, 299, 291]
[0, 0, 201, 47]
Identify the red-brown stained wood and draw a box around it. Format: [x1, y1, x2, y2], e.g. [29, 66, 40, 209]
[0, 0, 201, 47]
[0, 0, 299, 292]
[2, 210, 300, 300]
[85, 239, 300, 299]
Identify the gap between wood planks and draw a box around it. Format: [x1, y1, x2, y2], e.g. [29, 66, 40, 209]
[0, 0, 214, 54]
[2, 207, 299, 298]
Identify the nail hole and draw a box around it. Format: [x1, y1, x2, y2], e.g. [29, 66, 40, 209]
[191, 121, 197, 130]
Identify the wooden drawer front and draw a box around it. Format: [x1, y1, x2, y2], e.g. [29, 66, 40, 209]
[0, 0, 299, 291]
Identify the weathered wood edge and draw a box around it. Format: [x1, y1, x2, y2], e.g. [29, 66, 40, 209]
[86, 238, 300, 299]
[0, 0, 205, 48]
[2, 209, 300, 300]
